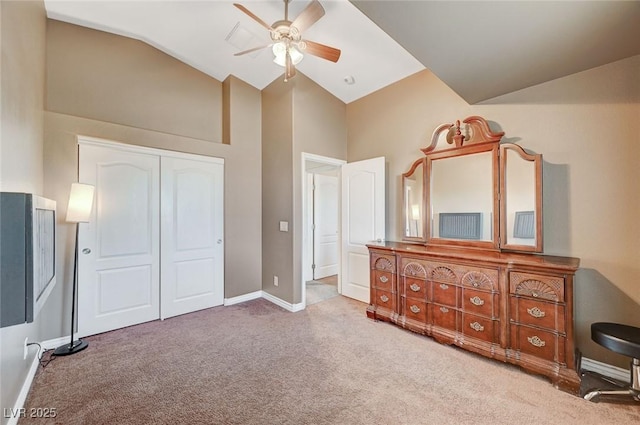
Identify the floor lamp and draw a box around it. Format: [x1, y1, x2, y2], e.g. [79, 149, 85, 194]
[54, 183, 95, 356]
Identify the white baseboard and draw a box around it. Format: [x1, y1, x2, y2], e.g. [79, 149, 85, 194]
[261, 291, 305, 312]
[581, 357, 630, 383]
[6, 353, 40, 425]
[224, 290, 262, 306]
[41, 336, 71, 351]
[224, 290, 305, 312]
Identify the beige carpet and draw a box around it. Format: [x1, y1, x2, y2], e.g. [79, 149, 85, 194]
[22, 296, 639, 424]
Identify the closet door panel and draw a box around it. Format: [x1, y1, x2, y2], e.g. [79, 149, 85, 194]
[161, 156, 224, 319]
[78, 144, 160, 337]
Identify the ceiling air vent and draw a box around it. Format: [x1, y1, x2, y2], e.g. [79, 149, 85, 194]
[225, 22, 264, 59]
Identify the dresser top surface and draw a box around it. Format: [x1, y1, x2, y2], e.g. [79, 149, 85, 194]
[367, 241, 580, 271]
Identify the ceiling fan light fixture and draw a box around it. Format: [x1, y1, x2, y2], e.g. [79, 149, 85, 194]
[272, 42, 303, 67]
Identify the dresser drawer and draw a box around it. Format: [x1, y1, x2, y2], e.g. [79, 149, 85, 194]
[373, 270, 394, 291]
[371, 252, 396, 273]
[399, 258, 428, 278]
[510, 324, 566, 364]
[460, 268, 499, 292]
[432, 282, 458, 307]
[462, 288, 498, 319]
[509, 271, 565, 302]
[431, 304, 457, 330]
[510, 296, 565, 334]
[428, 261, 497, 286]
[404, 299, 428, 324]
[373, 289, 395, 312]
[404, 276, 427, 299]
[462, 314, 499, 344]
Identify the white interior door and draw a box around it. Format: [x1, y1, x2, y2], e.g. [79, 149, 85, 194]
[160, 156, 224, 319]
[313, 174, 338, 279]
[341, 157, 385, 303]
[78, 144, 160, 337]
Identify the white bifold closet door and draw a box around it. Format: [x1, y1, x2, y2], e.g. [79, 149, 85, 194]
[160, 156, 224, 319]
[77, 141, 223, 337]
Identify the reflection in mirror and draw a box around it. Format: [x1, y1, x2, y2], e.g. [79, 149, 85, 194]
[504, 147, 537, 247]
[430, 152, 493, 241]
[403, 159, 424, 240]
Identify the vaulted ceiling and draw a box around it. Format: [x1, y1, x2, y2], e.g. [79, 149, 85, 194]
[44, 0, 640, 104]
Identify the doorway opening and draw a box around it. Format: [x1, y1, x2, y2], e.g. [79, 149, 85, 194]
[302, 153, 345, 307]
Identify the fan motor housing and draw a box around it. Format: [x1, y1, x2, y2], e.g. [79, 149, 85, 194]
[270, 20, 301, 41]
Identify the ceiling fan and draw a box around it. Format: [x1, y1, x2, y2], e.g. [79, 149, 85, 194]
[233, 0, 341, 82]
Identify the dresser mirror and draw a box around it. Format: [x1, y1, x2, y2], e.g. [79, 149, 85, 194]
[402, 158, 426, 241]
[500, 143, 542, 252]
[429, 148, 497, 246]
[401, 115, 542, 253]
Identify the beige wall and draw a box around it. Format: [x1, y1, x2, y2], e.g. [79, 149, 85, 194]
[261, 76, 294, 301]
[40, 23, 262, 342]
[0, 1, 46, 421]
[223, 76, 262, 298]
[46, 20, 222, 143]
[346, 57, 640, 368]
[262, 73, 347, 304]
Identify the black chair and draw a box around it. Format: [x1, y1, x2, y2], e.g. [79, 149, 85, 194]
[584, 322, 640, 402]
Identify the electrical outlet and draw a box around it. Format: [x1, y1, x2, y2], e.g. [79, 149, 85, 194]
[23, 337, 29, 360]
[273, 275, 279, 286]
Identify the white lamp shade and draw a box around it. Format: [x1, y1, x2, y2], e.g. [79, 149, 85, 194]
[66, 183, 95, 223]
[272, 42, 303, 67]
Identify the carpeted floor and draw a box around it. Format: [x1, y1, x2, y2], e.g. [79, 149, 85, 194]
[22, 296, 639, 424]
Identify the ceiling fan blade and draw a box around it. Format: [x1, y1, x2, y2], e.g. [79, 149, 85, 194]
[291, 0, 325, 33]
[234, 44, 272, 56]
[284, 51, 296, 82]
[301, 40, 341, 63]
[233, 3, 274, 31]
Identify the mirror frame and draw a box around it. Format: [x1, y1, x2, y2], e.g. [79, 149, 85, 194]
[402, 158, 427, 242]
[499, 143, 543, 252]
[400, 115, 543, 253]
[426, 143, 500, 250]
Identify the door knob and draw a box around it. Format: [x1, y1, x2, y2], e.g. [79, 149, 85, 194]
[82, 248, 91, 254]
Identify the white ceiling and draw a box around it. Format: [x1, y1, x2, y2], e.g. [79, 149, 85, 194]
[44, 1, 640, 105]
[43, 0, 425, 104]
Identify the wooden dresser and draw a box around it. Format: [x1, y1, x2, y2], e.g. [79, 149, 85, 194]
[367, 242, 581, 393]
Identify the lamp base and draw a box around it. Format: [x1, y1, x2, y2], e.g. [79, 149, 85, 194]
[53, 339, 88, 356]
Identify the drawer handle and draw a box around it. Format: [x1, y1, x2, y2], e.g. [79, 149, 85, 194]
[439, 283, 449, 290]
[409, 283, 421, 292]
[379, 276, 389, 283]
[469, 296, 485, 306]
[527, 307, 546, 318]
[439, 306, 449, 313]
[527, 336, 546, 348]
[380, 295, 389, 303]
[410, 305, 421, 314]
[469, 322, 485, 332]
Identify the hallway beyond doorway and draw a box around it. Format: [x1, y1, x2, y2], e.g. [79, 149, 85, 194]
[305, 275, 339, 305]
